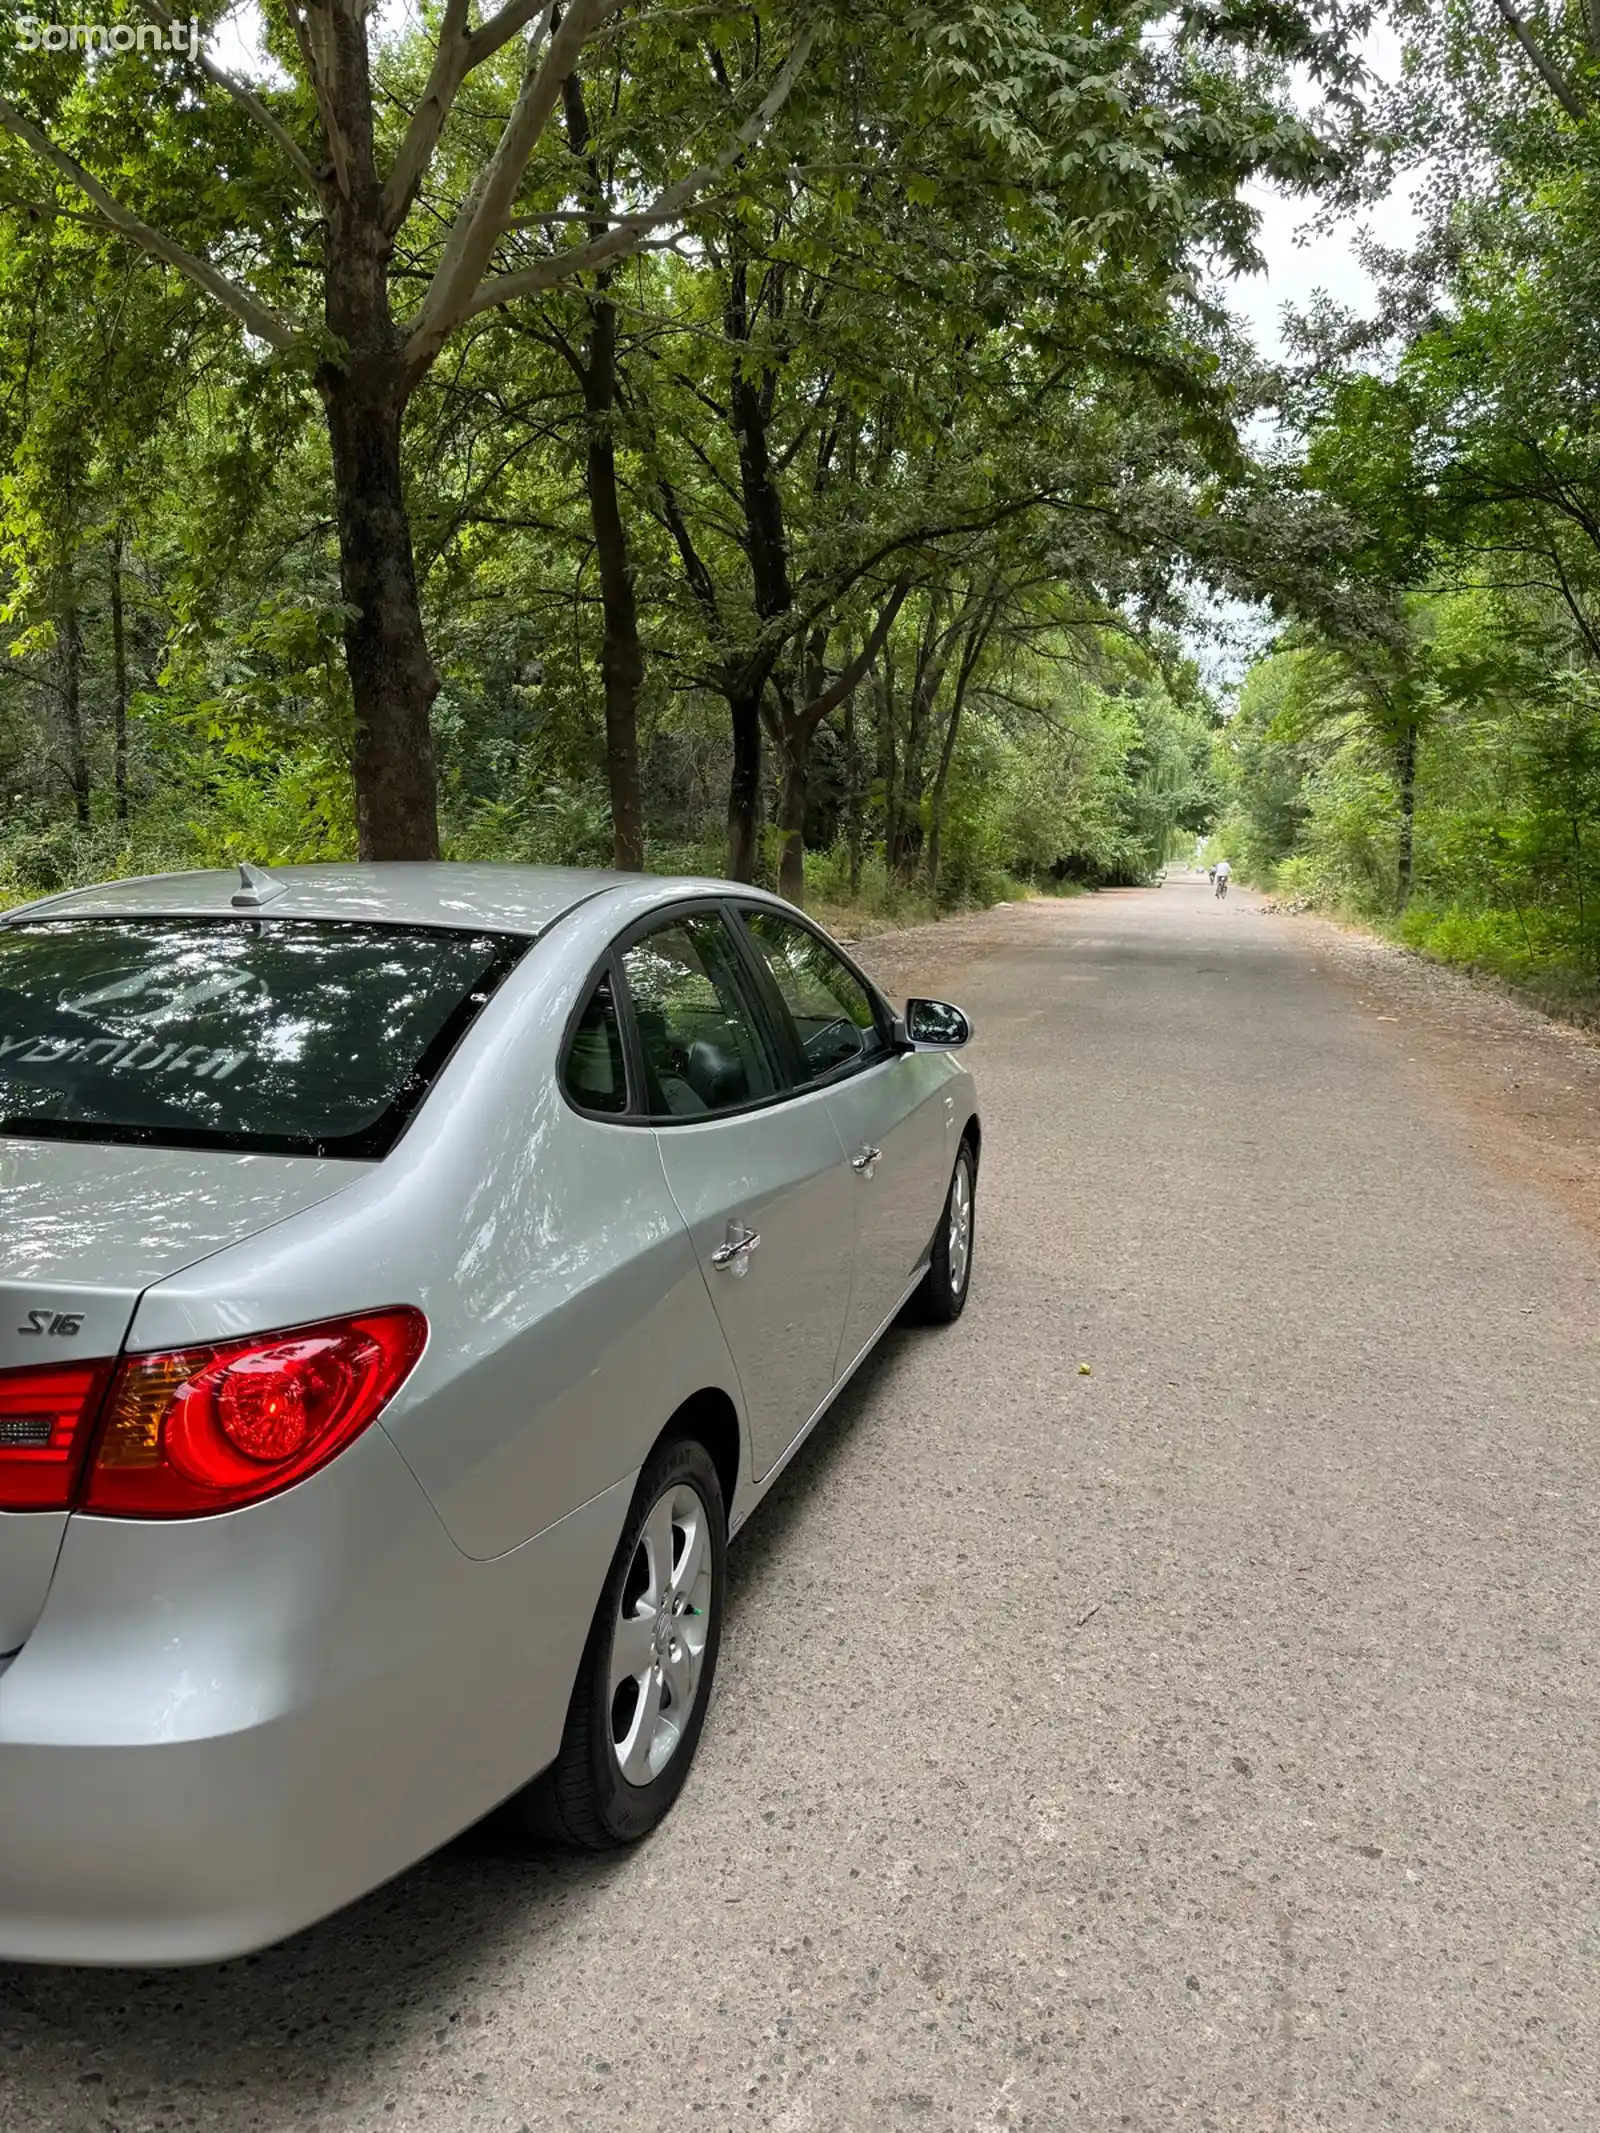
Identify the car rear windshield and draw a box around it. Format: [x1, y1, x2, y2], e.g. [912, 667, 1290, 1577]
[0, 917, 528, 1158]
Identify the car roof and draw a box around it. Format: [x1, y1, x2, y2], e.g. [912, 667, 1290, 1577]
[0, 863, 706, 938]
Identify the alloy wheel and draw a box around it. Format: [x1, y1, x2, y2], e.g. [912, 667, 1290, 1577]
[607, 1482, 713, 1786]
[948, 1156, 973, 1296]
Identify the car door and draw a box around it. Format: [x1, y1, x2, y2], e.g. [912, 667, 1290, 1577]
[618, 906, 854, 1483]
[732, 906, 952, 1373]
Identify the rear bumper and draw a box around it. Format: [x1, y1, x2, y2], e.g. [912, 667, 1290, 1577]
[0, 1716, 403, 1966]
[0, 1438, 630, 1965]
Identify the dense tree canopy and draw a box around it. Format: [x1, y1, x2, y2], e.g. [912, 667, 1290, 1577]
[1214, 0, 1600, 1010]
[0, 2, 1378, 917]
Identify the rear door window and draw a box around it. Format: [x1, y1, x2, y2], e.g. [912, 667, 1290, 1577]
[618, 913, 782, 1119]
[0, 918, 526, 1157]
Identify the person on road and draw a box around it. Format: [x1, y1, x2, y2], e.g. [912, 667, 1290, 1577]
[1214, 858, 1231, 899]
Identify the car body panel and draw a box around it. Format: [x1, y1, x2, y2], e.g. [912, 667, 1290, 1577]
[821, 1053, 964, 1368]
[0, 1422, 631, 1964]
[0, 1139, 368, 1325]
[119, 882, 754, 1561]
[654, 1085, 854, 1481]
[0, 1514, 69, 1659]
[1, 862, 643, 938]
[379, 1119, 737, 1564]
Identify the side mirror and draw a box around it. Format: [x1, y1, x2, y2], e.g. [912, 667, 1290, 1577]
[896, 998, 973, 1050]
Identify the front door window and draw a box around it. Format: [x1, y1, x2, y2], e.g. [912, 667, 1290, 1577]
[739, 911, 887, 1082]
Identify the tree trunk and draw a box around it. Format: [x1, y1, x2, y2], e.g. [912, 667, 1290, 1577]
[562, 67, 646, 872]
[777, 732, 808, 906]
[581, 300, 647, 870]
[771, 594, 911, 905]
[924, 702, 962, 895]
[895, 599, 947, 886]
[320, 366, 441, 861]
[722, 251, 793, 886]
[877, 657, 898, 871]
[1395, 720, 1418, 909]
[925, 601, 996, 895]
[109, 535, 128, 824]
[727, 681, 764, 882]
[59, 574, 89, 826]
[317, 22, 440, 866]
[844, 680, 863, 898]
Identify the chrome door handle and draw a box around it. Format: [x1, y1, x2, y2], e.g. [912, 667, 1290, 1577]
[851, 1146, 883, 1175]
[711, 1224, 761, 1275]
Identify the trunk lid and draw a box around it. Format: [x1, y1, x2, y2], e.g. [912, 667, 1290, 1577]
[0, 1138, 364, 1649]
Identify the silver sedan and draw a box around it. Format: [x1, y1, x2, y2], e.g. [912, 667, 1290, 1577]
[0, 864, 979, 1963]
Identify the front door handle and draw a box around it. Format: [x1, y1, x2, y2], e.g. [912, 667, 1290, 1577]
[851, 1146, 883, 1175]
[711, 1223, 761, 1276]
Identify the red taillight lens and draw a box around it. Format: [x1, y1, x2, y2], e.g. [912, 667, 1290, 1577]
[0, 1360, 115, 1511]
[82, 1308, 427, 1519]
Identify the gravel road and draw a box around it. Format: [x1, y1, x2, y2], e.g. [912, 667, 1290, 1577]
[4, 875, 1599, 2132]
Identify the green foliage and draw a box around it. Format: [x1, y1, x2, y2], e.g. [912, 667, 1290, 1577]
[0, 0, 1355, 911]
[1224, 0, 1600, 1013]
[1231, 607, 1600, 995]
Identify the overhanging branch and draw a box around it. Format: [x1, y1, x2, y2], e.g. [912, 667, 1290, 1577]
[452, 29, 816, 329]
[800, 577, 916, 731]
[403, 0, 616, 384]
[282, 0, 352, 199]
[381, 0, 475, 238]
[135, 0, 321, 197]
[1492, 0, 1591, 120]
[0, 99, 299, 351]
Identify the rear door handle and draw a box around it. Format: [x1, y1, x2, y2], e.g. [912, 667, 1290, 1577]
[711, 1223, 761, 1275]
[851, 1146, 883, 1175]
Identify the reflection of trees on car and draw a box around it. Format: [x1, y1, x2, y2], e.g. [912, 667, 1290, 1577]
[0, 921, 517, 1154]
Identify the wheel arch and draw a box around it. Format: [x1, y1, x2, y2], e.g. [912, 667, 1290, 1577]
[657, 1386, 741, 1520]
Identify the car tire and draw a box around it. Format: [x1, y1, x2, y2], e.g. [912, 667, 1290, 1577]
[527, 1434, 726, 1850]
[910, 1138, 976, 1326]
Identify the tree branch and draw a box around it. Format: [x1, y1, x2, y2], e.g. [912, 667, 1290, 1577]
[452, 28, 815, 328]
[403, 0, 614, 384]
[1492, 0, 1591, 120]
[282, 0, 352, 198]
[135, 0, 321, 197]
[0, 100, 299, 350]
[0, 191, 119, 236]
[381, 0, 474, 237]
[799, 578, 915, 731]
[465, 0, 564, 68]
[657, 477, 721, 627]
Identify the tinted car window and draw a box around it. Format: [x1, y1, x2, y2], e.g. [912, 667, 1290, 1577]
[620, 915, 779, 1118]
[741, 910, 887, 1080]
[0, 919, 525, 1158]
[563, 971, 628, 1114]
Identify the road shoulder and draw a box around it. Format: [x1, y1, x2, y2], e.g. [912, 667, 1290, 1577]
[1260, 901, 1600, 1245]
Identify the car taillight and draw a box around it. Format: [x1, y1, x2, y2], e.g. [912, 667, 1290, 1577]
[0, 1360, 116, 1511]
[82, 1308, 427, 1519]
